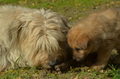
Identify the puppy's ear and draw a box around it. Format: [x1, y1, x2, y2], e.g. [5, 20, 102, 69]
[77, 34, 90, 49]
[8, 20, 25, 47]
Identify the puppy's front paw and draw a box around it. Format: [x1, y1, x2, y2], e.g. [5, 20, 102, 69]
[92, 64, 106, 70]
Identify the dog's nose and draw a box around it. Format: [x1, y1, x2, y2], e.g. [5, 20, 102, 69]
[49, 60, 58, 67]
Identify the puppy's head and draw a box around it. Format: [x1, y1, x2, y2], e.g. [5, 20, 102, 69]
[67, 26, 94, 61]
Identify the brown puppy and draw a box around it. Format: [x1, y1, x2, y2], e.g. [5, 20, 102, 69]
[67, 8, 120, 70]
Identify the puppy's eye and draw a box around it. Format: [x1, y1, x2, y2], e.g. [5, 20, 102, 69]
[75, 48, 80, 51]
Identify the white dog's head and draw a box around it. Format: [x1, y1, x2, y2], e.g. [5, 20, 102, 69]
[8, 8, 70, 69]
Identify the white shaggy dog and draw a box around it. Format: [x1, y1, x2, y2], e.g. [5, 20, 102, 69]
[0, 5, 70, 71]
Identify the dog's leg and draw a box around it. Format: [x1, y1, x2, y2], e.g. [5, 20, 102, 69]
[0, 43, 10, 71]
[112, 48, 120, 64]
[54, 45, 74, 72]
[92, 45, 114, 70]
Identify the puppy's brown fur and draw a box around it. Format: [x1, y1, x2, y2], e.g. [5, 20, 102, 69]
[67, 8, 120, 70]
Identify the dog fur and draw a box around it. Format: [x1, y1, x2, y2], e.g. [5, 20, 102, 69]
[0, 5, 70, 71]
[67, 8, 120, 70]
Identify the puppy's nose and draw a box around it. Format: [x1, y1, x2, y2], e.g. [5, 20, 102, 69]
[73, 56, 76, 60]
[49, 60, 58, 67]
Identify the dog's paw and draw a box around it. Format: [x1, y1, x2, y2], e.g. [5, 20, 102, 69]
[54, 63, 66, 71]
[54, 64, 65, 74]
[91, 64, 105, 70]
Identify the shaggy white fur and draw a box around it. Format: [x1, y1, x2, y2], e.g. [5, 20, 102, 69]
[0, 5, 70, 71]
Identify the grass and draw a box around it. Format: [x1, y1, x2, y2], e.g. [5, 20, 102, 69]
[0, 0, 120, 79]
[0, 65, 120, 79]
[0, 0, 120, 22]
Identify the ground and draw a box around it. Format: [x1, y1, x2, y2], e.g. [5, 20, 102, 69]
[0, 0, 120, 79]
